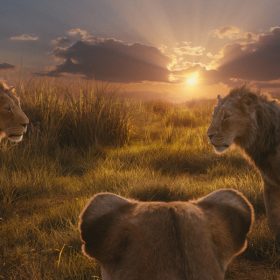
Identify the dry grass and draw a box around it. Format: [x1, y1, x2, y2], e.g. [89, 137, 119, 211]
[0, 79, 279, 279]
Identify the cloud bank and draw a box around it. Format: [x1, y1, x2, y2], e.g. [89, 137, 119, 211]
[0, 63, 15, 70]
[218, 27, 280, 81]
[186, 26, 280, 87]
[47, 26, 280, 88]
[49, 38, 170, 83]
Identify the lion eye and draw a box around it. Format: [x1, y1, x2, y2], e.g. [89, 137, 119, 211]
[4, 106, 12, 112]
[223, 113, 231, 120]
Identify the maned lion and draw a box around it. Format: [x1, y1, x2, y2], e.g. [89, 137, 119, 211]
[0, 81, 29, 142]
[207, 86, 280, 239]
[79, 189, 254, 280]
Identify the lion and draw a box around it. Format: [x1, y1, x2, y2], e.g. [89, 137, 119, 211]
[207, 86, 280, 239]
[79, 189, 254, 280]
[0, 81, 29, 143]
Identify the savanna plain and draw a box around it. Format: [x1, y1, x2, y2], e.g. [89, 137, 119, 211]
[1, 80, 280, 279]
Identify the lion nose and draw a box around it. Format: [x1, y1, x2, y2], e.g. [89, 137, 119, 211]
[21, 116, 29, 129]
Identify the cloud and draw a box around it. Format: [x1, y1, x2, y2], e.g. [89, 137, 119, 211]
[163, 42, 206, 73]
[10, 34, 39, 41]
[67, 28, 94, 41]
[52, 28, 97, 47]
[49, 39, 171, 82]
[211, 26, 257, 42]
[51, 36, 71, 47]
[217, 26, 280, 81]
[174, 42, 205, 57]
[212, 26, 242, 40]
[0, 63, 15, 70]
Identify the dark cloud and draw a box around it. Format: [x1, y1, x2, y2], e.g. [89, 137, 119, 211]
[49, 39, 170, 83]
[218, 27, 280, 81]
[0, 63, 15, 70]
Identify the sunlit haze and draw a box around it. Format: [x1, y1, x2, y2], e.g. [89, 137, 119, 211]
[1, 0, 280, 101]
[185, 72, 199, 87]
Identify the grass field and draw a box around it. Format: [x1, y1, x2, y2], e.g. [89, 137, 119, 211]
[1, 80, 280, 279]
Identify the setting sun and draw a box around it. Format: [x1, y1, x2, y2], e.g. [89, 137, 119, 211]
[186, 72, 199, 86]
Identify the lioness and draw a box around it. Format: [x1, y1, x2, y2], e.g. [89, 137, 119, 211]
[207, 87, 280, 239]
[0, 81, 29, 142]
[79, 189, 254, 280]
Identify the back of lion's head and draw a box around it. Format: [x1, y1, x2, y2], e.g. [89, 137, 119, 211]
[0, 81, 29, 143]
[79, 189, 254, 280]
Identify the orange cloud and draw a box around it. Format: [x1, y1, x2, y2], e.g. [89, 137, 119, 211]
[10, 34, 39, 41]
[212, 26, 242, 39]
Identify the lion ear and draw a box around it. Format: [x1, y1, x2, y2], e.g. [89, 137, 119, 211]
[79, 193, 133, 262]
[0, 81, 9, 92]
[197, 189, 254, 266]
[8, 86, 16, 94]
[0, 82, 16, 95]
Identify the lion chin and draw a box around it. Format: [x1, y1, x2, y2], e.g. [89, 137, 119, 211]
[0, 131, 7, 141]
[213, 144, 230, 153]
[7, 134, 23, 143]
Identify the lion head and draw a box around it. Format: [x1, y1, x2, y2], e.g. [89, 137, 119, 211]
[79, 189, 254, 280]
[0, 81, 29, 143]
[207, 87, 260, 153]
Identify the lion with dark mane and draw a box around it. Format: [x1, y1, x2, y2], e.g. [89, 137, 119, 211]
[208, 86, 280, 239]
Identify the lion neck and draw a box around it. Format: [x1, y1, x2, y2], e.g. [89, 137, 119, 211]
[236, 103, 280, 169]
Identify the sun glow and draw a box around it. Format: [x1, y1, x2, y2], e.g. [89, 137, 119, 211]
[185, 72, 199, 86]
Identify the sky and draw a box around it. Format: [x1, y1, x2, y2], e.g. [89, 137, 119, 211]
[1, 0, 280, 101]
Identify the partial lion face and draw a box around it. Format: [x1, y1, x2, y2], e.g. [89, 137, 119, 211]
[207, 94, 256, 153]
[0, 83, 29, 143]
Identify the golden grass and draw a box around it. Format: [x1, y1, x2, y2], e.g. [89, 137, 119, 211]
[0, 79, 279, 279]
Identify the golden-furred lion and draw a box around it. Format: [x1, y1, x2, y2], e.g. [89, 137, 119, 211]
[207, 86, 280, 240]
[79, 189, 254, 280]
[0, 81, 29, 142]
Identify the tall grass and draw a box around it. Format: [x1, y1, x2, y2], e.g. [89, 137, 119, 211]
[18, 80, 132, 152]
[1, 79, 279, 279]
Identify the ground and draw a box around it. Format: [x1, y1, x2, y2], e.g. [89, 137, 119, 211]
[0, 81, 280, 279]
